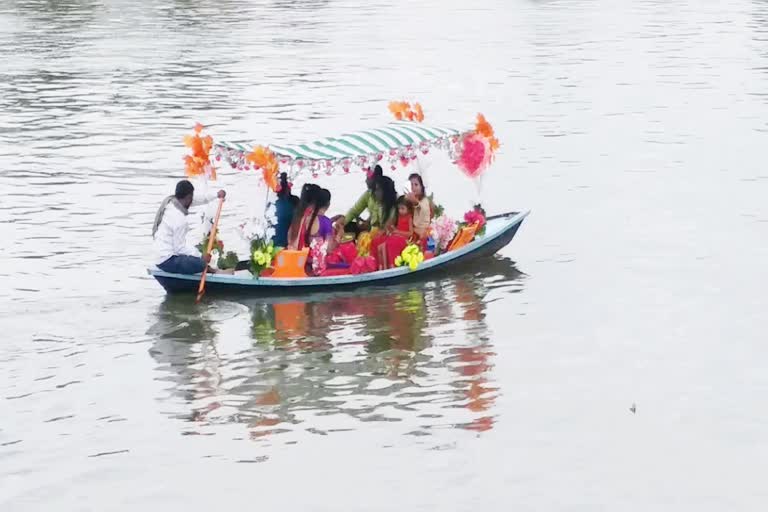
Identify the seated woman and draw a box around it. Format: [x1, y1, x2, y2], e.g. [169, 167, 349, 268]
[333, 165, 384, 235]
[289, 188, 336, 274]
[376, 196, 414, 270]
[405, 173, 431, 247]
[272, 172, 299, 248]
[368, 176, 398, 265]
[288, 183, 321, 245]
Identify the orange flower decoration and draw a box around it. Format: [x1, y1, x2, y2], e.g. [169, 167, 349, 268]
[475, 113, 500, 152]
[412, 102, 424, 122]
[183, 123, 216, 180]
[388, 101, 425, 122]
[388, 101, 409, 120]
[246, 145, 280, 192]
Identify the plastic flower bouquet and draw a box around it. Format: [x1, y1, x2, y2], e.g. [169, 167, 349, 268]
[196, 229, 224, 257]
[250, 237, 275, 277]
[462, 204, 487, 237]
[356, 227, 380, 257]
[430, 215, 458, 255]
[394, 243, 425, 271]
[217, 251, 239, 270]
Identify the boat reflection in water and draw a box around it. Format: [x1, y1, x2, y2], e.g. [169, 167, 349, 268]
[147, 257, 524, 441]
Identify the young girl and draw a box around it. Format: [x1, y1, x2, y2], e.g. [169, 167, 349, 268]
[405, 173, 431, 248]
[377, 196, 414, 270]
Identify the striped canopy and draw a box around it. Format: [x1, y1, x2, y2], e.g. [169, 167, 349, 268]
[214, 121, 468, 161]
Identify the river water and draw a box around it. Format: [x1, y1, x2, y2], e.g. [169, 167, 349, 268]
[2, 0, 767, 510]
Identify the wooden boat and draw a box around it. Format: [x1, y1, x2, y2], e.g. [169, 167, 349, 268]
[149, 210, 528, 295]
[151, 108, 529, 296]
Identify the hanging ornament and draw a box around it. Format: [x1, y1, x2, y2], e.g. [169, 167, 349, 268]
[448, 137, 461, 162]
[288, 161, 299, 180]
[386, 147, 399, 167]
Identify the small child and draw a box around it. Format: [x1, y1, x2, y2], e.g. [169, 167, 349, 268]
[378, 196, 414, 270]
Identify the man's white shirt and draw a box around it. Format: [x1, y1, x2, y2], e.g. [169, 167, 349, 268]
[152, 185, 217, 266]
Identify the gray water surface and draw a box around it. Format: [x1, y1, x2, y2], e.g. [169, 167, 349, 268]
[1, 0, 767, 510]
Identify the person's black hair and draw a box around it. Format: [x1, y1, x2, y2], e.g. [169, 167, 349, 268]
[277, 172, 291, 199]
[375, 176, 397, 225]
[304, 188, 332, 247]
[175, 180, 194, 200]
[318, 188, 331, 210]
[299, 183, 321, 205]
[394, 195, 412, 224]
[407, 173, 426, 200]
[290, 183, 321, 243]
[366, 164, 384, 191]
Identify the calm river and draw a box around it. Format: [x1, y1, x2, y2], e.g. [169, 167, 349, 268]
[1, 0, 767, 510]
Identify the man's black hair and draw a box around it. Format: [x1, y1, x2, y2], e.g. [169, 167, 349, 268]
[175, 180, 194, 199]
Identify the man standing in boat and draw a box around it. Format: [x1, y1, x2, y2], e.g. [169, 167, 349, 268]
[152, 179, 229, 275]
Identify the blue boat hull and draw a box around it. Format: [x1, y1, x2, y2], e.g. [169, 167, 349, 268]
[149, 211, 529, 296]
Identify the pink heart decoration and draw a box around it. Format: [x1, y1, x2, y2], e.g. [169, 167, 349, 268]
[458, 135, 487, 178]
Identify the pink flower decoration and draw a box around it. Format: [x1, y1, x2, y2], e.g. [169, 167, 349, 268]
[463, 210, 486, 228]
[431, 215, 458, 251]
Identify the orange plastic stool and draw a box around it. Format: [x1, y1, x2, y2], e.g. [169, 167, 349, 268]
[270, 249, 309, 278]
[447, 223, 479, 252]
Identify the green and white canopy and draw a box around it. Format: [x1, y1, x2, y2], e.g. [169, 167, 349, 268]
[215, 121, 468, 162]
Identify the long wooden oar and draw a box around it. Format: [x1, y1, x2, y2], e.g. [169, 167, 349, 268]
[196, 197, 225, 303]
